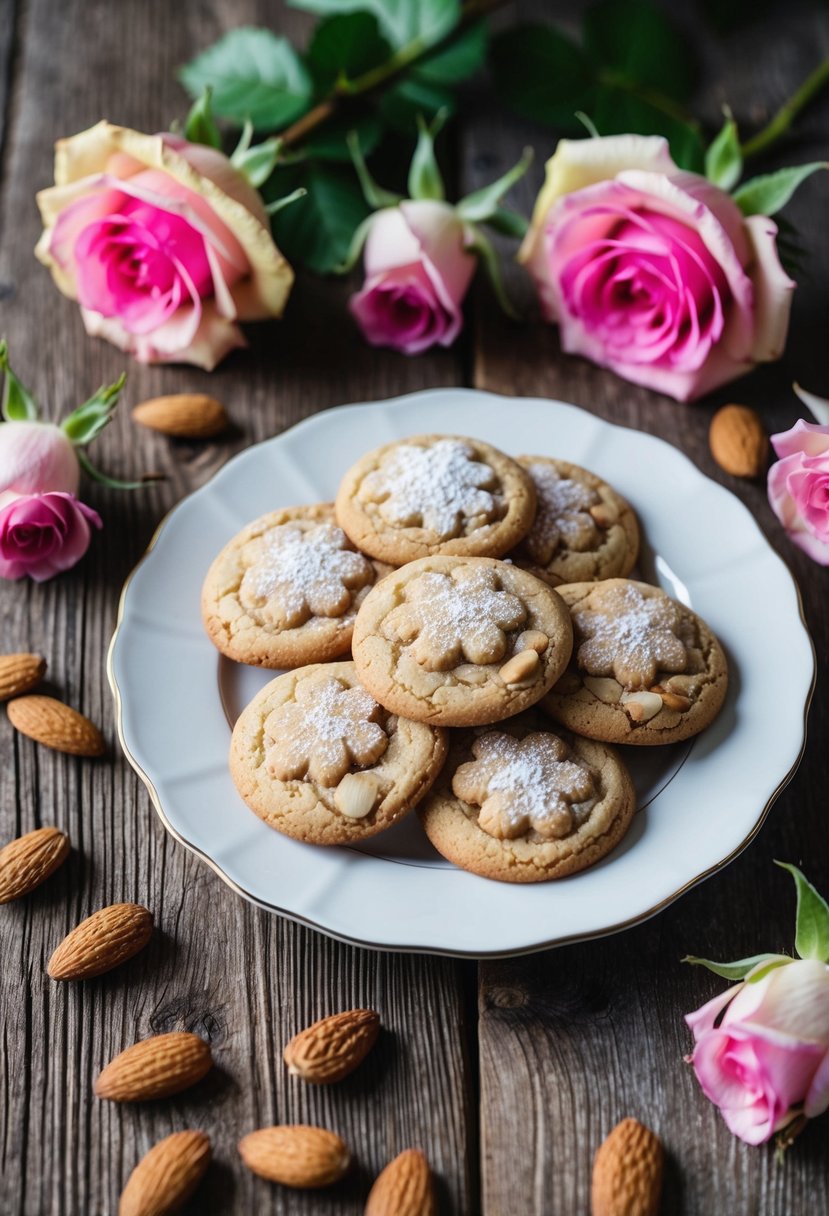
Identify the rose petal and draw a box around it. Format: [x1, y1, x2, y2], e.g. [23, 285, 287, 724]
[743, 215, 795, 362]
[771, 418, 829, 460]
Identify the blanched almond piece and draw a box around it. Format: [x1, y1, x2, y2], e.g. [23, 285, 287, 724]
[499, 649, 540, 684]
[0, 826, 69, 903]
[620, 690, 663, 723]
[284, 1009, 380, 1084]
[651, 684, 692, 712]
[238, 1125, 350, 1188]
[0, 653, 47, 701]
[583, 676, 623, 704]
[365, 1148, 436, 1216]
[589, 502, 618, 528]
[514, 629, 548, 654]
[334, 773, 378, 819]
[119, 1130, 211, 1216]
[95, 1032, 213, 1101]
[48, 902, 153, 980]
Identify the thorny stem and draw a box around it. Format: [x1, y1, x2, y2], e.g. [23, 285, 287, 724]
[741, 58, 829, 159]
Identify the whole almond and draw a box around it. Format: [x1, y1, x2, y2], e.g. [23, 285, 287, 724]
[591, 1118, 663, 1216]
[119, 1130, 211, 1216]
[7, 695, 104, 756]
[284, 1009, 380, 1084]
[709, 404, 769, 478]
[365, 1149, 436, 1216]
[0, 653, 47, 701]
[238, 1125, 350, 1189]
[48, 902, 153, 980]
[0, 826, 70, 903]
[132, 394, 228, 439]
[95, 1032, 213, 1102]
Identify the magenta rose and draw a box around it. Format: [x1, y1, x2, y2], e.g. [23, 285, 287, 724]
[0, 492, 102, 581]
[35, 122, 293, 370]
[350, 200, 476, 354]
[686, 959, 829, 1144]
[520, 135, 795, 402]
[767, 419, 829, 564]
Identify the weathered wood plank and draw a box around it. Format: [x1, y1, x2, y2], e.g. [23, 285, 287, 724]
[465, 2, 829, 1213]
[0, 2, 474, 1213]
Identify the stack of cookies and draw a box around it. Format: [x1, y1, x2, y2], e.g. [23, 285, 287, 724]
[201, 435, 727, 884]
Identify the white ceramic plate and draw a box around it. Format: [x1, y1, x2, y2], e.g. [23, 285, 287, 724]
[108, 390, 814, 957]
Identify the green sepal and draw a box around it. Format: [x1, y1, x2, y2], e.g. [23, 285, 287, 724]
[734, 162, 827, 217]
[264, 187, 307, 216]
[183, 87, 222, 150]
[456, 148, 533, 223]
[0, 339, 40, 422]
[230, 119, 255, 163]
[483, 207, 529, 240]
[333, 213, 375, 274]
[466, 225, 521, 321]
[776, 861, 829, 962]
[232, 136, 283, 189]
[705, 114, 742, 191]
[682, 953, 791, 982]
[61, 373, 127, 446]
[407, 111, 447, 201]
[574, 111, 601, 138]
[347, 130, 401, 209]
[75, 448, 157, 491]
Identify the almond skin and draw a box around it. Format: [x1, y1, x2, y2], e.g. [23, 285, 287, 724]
[284, 1008, 380, 1084]
[0, 653, 47, 701]
[0, 826, 70, 903]
[238, 1125, 350, 1189]
[132, 393, 228, 439]
[365, 1149, 436, 1216]
[7, 694, 104, 756]
[48, 902, 153, 980]
[119, 1130, 211, 1216]
[95, 1032, 213, 1102]
[709, 403, 769, 478]
[591, 1118, 663, 1216]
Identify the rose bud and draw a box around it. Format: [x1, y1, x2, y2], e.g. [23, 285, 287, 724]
[768, 418, 829, 564]
[0, 420, 80, 501]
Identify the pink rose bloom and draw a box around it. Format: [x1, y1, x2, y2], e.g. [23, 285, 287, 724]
[0, 492, 102, 581]
[35, 122, 294, 370]
[686, 959, 829, 1144]
[767, 419, 829, 564]
[519, 135, 795, 402]
[0, 421, 80, 498]
[350, 200, 476, 354]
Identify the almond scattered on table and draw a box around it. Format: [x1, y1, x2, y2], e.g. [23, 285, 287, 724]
[284, 1008, 380, 1084]
[709, 403, 769, 478]
[365, 1148, 436, 1216]
[591, 1117, 663, 1216]
[0, 826, 70, 903]
[0, 653, 47, 701]
[47, 902, 153, 980]
[132, 393, 229, 439]
[238, 1125, 351, 1189]
[7, 694, 104, 756]
[95, 1031, 213, 1102]
[119, 1130, 211, 1216]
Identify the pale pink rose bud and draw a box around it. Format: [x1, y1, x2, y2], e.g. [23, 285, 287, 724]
[350, 200, 476, 355]
[767, 419, 829, 564]
[0, 491, 102, 581]
[685, 959, 829, 1144]
[0, 420, 80, 501]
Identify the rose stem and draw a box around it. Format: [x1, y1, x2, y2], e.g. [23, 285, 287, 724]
[740, 57, 829, 160]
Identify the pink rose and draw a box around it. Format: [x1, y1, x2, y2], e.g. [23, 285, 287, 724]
[767, 419, 829, 564]
[36, 122, 294, 370]
[519, 135, 795, 402]
[686, 959, 829, 1144]
[350, 200, 476, 354]
[0, 492, 102, 581]
[0, 421, 80, 498]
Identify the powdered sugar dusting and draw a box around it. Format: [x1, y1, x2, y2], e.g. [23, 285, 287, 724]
[360, 439, 502, 539]
[523, 463, 599, 563]
[574, 582, 688, 688]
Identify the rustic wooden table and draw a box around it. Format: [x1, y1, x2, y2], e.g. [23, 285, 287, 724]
[1, 1, 827, 1212]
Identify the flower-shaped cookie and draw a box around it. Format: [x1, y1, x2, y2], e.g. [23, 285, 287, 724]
[452, 730, 595, 840]
[264, 674, 388, 786]
[522, 463, 600, 564]
[384, 564, 527, 670]
[240, 522, 374, 628]
[574, 581, 688, 688]
[359, 439, 499, 539]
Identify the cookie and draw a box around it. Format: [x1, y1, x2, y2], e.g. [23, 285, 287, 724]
[230, 661, 447, 845]
[513, 456, 639, 586]
[335, 434, 536, 564]
[202, 504, 388, 669]
[542, 579, 728, 745]
[419, 712, 636, 883]
[351, 556, 573, 727]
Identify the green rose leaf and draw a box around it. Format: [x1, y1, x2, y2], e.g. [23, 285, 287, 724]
[733, 162, 827, 217]
[490, 25, 593, 130]
[705, 116, 743, 191]
[379, 75, 455, 132]
[591, 85, 705, 172]
[776, 861, 829, 962]
[0, 339, 39, 422]
[414, 20, 487, 85]
[307, 12, 392, 91]
[267, 164, 370, 273]
[584, 0, 697, 104]
[297, 112, 383, 163]
[287, 0, 460, 52]
[683, 953, 791, 982]
[183, 88, 222, 150]
[180, 28, 313, 131]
